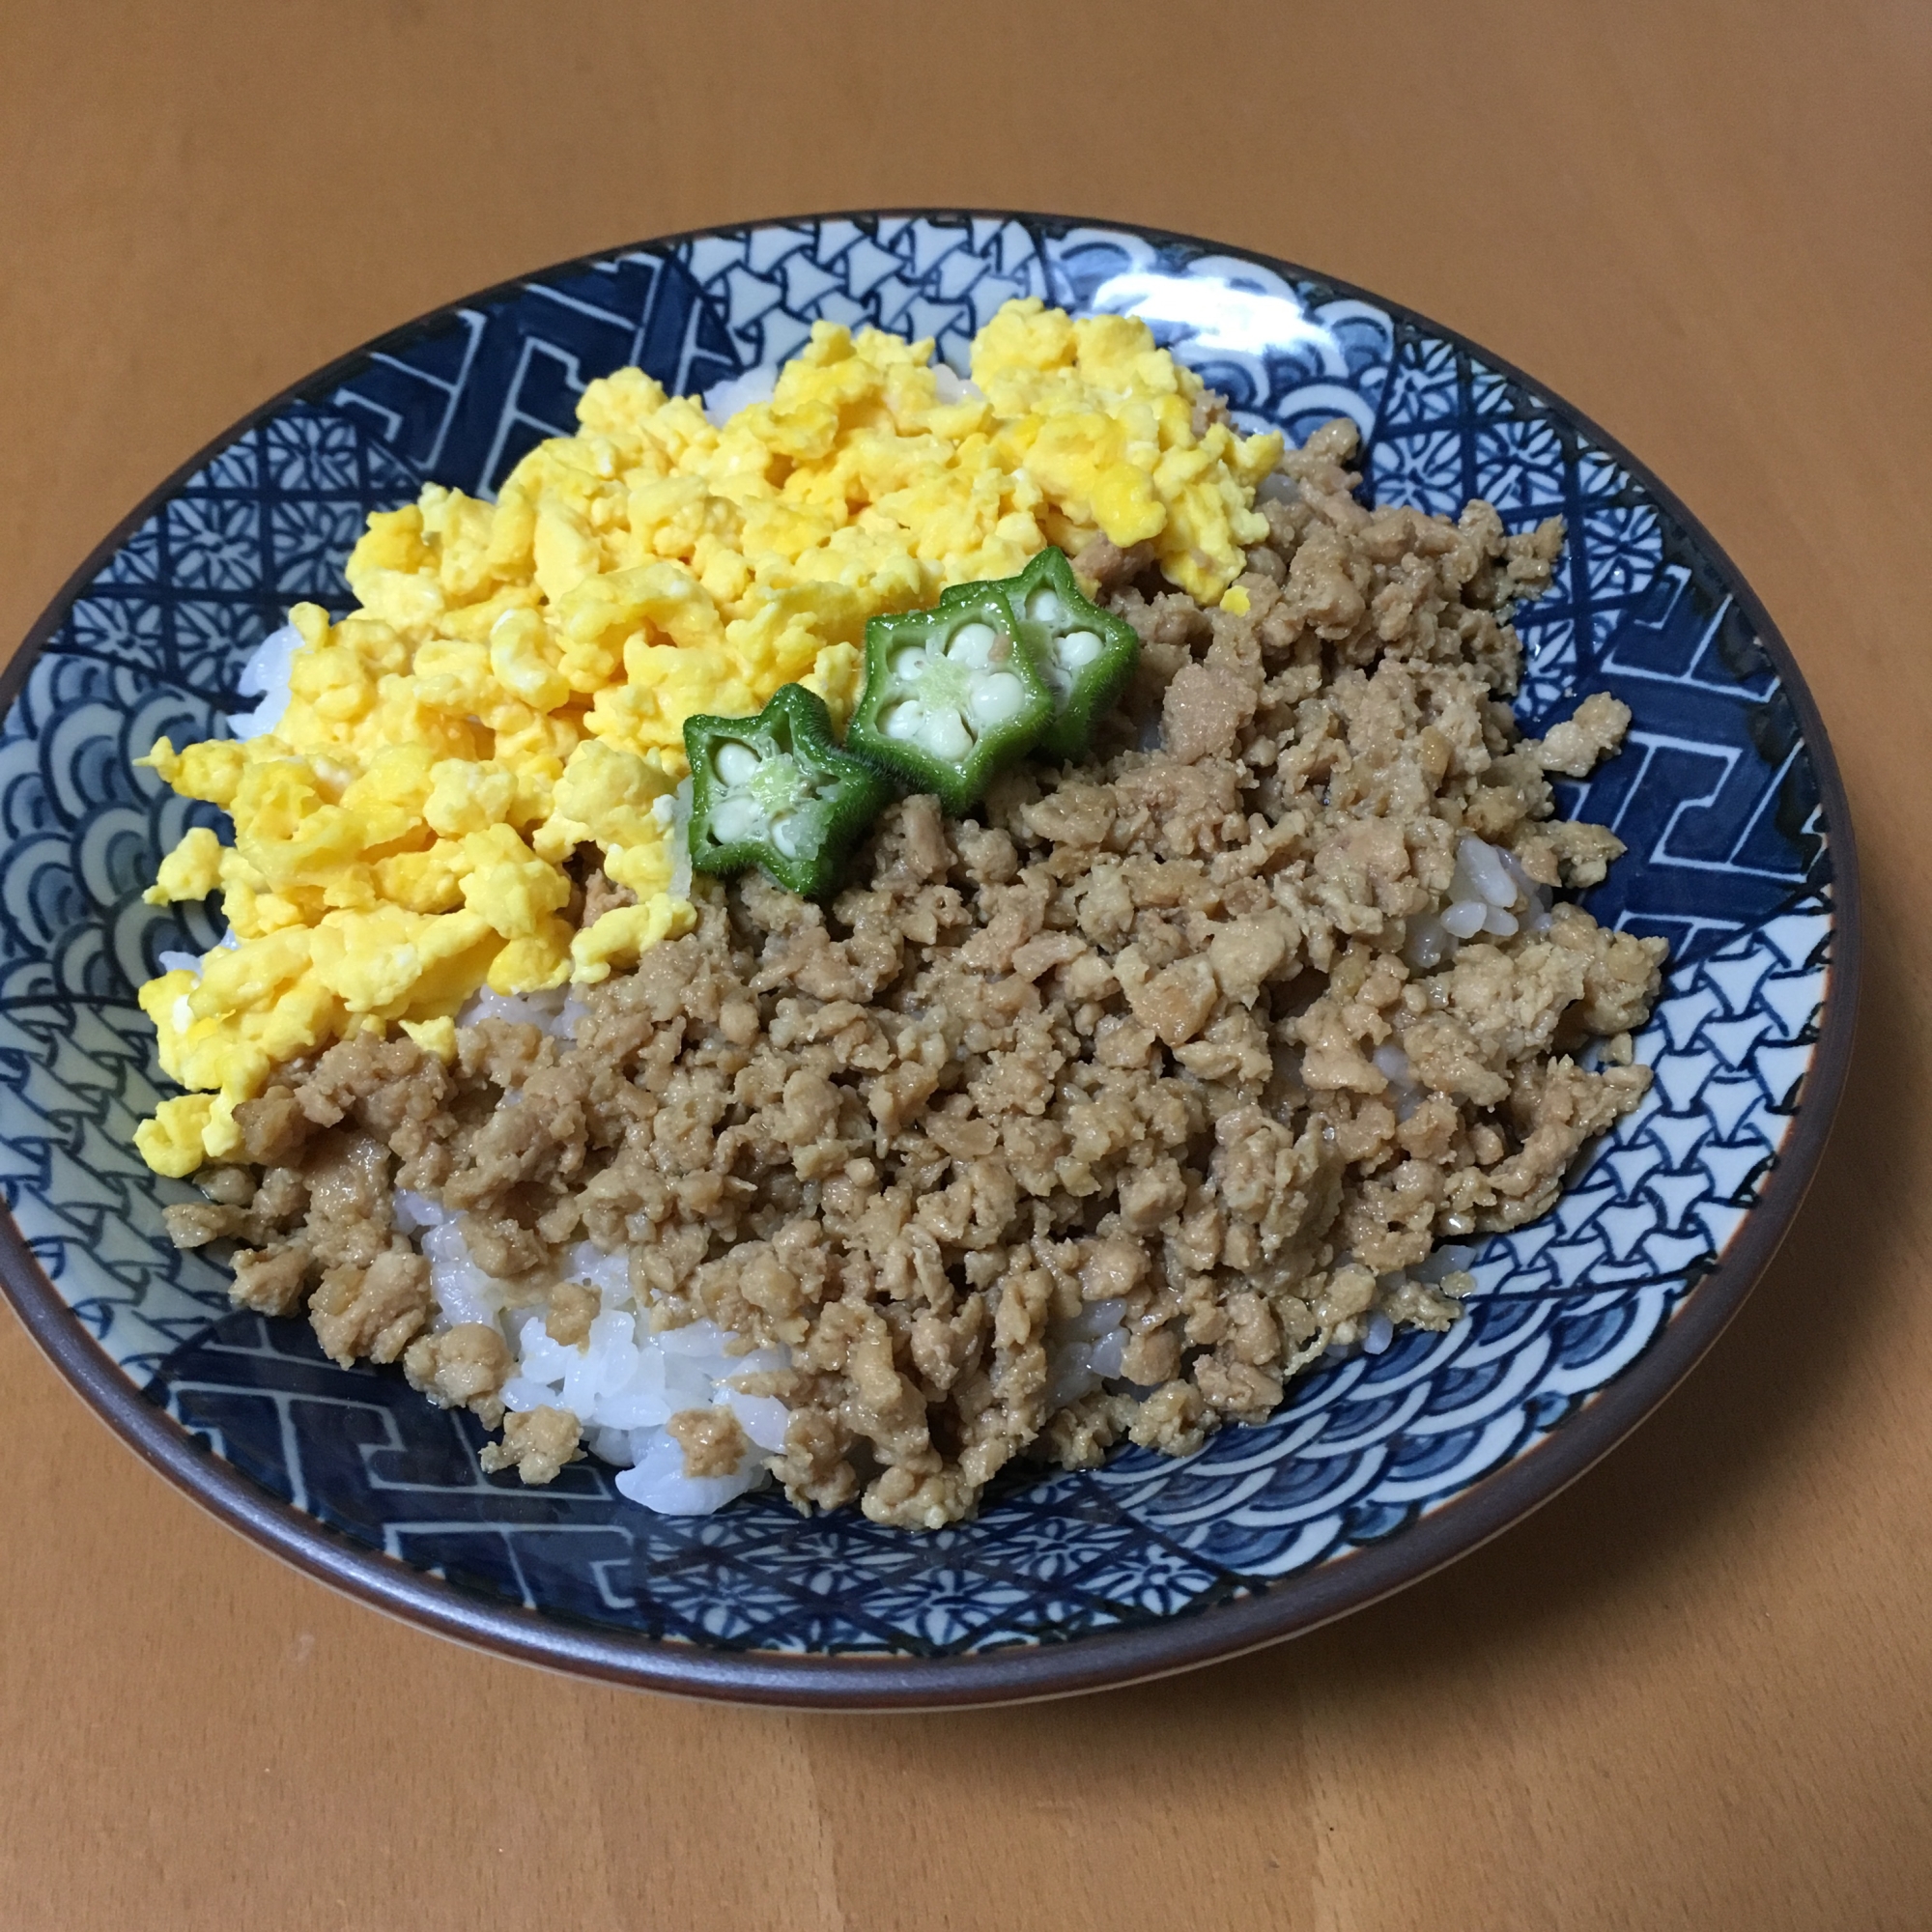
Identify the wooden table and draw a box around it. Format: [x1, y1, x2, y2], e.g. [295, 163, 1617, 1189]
[3, 2, 1925, 1924]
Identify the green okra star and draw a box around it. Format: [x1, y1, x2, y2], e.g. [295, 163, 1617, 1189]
[683, 684, 894, 899]
[1001, 547, 1140, 762]
[929, 548, 1139, 761]
[844, 582, 1055, 813]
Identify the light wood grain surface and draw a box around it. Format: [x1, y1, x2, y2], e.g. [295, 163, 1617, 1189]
[3, 3, 1927, 1925]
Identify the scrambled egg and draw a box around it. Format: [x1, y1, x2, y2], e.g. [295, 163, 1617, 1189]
[134, 299, 1282, 1175]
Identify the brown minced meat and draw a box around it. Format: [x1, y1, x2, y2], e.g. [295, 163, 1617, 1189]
[163, 420, 1665, 1530]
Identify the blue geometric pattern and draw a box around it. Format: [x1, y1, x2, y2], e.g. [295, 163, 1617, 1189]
[1366, 328, 1822, 963]
[327, 253, 742, 500]
[0, 216, 1842, 1662]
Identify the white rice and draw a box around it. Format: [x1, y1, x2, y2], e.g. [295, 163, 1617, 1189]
[928, 364, 987, 406]
[227, 620, 301, 737]
[660, 779, 694, 901]
[455, 982, 590, 1041]
[1404, 834, 1553, 971]
[157, 925, 238, 990]
[701, 366, 780, 420]
[396, 1181, 789, 1515]
[512, 1310, 790, 1516]
[1323, 1243, 1480, 1361]
[1043, 1298, 1130, 1411]
[1372, 1041, 1422, 1122]
[149, 618, 297, 987]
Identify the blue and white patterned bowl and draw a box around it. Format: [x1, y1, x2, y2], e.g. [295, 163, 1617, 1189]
[0, 213, 1857, 1706]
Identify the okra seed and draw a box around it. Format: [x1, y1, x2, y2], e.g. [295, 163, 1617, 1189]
[945, 621, 999, 668]
[714, 740, 762, 785]
[1027, 587, 1069, 626]
[710, 795, 765, 844]
[918, 709, 974, 760]
[769, 813, 807, 859]
[1057, 629, 1103, 668]
[880, 699, 926, 741]
[968, 672, 1029, 727]
[890, 646, 932, 683]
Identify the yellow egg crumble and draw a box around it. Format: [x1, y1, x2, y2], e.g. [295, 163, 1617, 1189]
[134, 299, 1283, 1176]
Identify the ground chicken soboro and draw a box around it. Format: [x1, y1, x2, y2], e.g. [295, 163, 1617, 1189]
[162, 420, 1666, 1530]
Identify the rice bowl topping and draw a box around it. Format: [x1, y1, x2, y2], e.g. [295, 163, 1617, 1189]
[143, 313, 1664, 1526]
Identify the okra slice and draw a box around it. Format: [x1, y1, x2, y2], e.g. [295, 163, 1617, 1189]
[1005, 547, 1140, 761]
[684, 684, 893, 899]
[845, 584, 1053, 813]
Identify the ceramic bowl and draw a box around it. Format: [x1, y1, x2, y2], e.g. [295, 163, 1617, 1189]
[0, 213, 1857, 1706]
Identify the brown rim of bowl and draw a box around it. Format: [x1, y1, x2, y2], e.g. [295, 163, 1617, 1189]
[0, 209, 1861, 1710]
